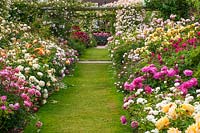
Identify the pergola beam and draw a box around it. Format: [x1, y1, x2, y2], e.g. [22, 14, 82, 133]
[41, 6, 147, 11]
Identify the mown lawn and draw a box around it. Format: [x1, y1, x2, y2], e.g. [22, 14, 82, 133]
[25, 48, 131, 133]
[80, 48, 110, 61]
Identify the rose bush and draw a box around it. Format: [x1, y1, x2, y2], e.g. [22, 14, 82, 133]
[93, 32, 111, 46]
[0, 16, 78, 131]
[109, 12, 200, 132]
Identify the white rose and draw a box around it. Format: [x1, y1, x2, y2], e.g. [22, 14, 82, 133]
[37, 72, 43, 77]
[43, 94, 48, 99]
[36, 85, 41, 91]
[123, 102, 129, 108]
[46, 81, 51, 87]
[29, 76, 36, 82]
[174, 82, 180, 87]
[151, 129, 159, 133]
[39, 81, 45, 87]
[17, 65, 24, 71]
[32, 64, 40, 70]
[42, 100, 47, 104]
[196, 90, 200, 93]
[44, 89, 48, 94]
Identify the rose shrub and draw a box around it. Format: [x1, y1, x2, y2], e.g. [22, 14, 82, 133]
[93, 32, 111, 46]
[0, 16, 78, 131]
[109, 10, 200, 132]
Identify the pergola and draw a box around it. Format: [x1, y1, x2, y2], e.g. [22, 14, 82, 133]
[82, 0, 118, 5]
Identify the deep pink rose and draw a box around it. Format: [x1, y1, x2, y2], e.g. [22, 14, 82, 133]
[153, 72, 162, 79]
[35, 90, 41, 97]
[144, 86, 152, 94]
[183, 70, 193, 76]
[161, 66, 168, 71]
[120, 116, 127, 125]
[198, 31, 200, 36]
[167, 68, 176, 77]
[1, 105, 6, 110]
[129, 83, 136, 91]
[141, 66, 150, 73]
[124, 82, 130, 90]
[1, 96, 7, 101]
[189, 78, 198, 86]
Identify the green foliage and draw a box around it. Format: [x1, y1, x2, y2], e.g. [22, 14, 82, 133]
[186, 0, 200, 10]
[163, 46, 200, 74]
[0, 0, 10, 18]
[9, 1, 43, 24]
[112, 44, 133, 70]
[8, 0, 75, 39]
[31, 18, 51, 38]
[144, 0, 190, 19]
[68, 39, 86, 55]
[90, 37, 97, 47]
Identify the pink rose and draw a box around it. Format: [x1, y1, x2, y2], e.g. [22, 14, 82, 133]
[129, 83, 136, 91]
[183, 70, 193, 76]
[197, 31, 200, 36]
[36, 121, 43, 128]
[161, 66, 168, 71]
[28, 89, 36, 95]
[189, 78, 198, 86]
[120, 116, 127, 125]
[144, 86, 152, 94]
[131, 121, 139, 128]
[13, 103, 20, 110]
[167, 68, 176, 77]
[1, 96, 7, 101]
[141, 66, 150, 73]
[35, 90, 41, 97]
[24, 101, 32, 107]
[21, 93, 30, 101]
[153, 72, 162, 79]
[1, 105, 6, 111]
[124, 82, 130, 90]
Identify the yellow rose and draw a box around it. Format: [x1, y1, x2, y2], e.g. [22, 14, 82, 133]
[167, 128, 181, 133]
[155, 116, 170, 130]
[168, 106, 178, 120]
[167, 32, 172, 37]
[194, 114, 200, 123]
[188, 31, 195, 38]
[180, 104, 194, 115]
[162, 103, 174, 113]
[185, 124, 197, 133]
[196, 122, 200, 131]
[191, 24, 195, 27]
[186, 25, 192, 29]
[156, 28, 163, 32]
[65, 60, 71, 65]
[33, 39, 38, 44]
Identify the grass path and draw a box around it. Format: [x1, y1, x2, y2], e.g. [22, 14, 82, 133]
[25, 48, 130, 133]
[80, 47, 110, 61]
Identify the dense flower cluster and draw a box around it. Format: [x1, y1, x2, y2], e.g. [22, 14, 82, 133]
[0, 67, 39, 131]
[93, 32, 111, 46]
[0, 16, 78, 131]
[71, 31, 90, 46]
[115, 5, 146, 33]
[109, 12, 200, 132]
[102, 0, 144, 7]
